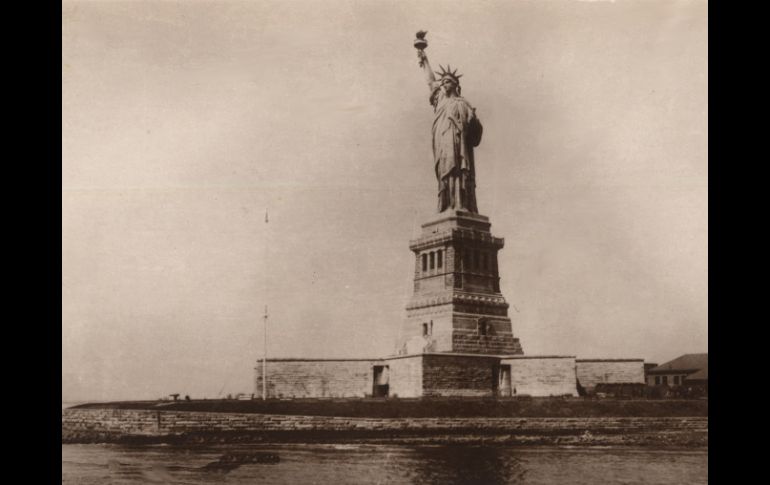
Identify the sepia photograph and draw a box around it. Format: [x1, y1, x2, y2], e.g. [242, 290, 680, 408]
[62, 0, 708, 483]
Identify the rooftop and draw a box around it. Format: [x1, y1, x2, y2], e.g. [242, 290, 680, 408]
[648, 353, 708, 374]
[685, 366, 708, 381]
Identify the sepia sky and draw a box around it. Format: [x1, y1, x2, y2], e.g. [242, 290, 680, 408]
[62, 0, 707, 402]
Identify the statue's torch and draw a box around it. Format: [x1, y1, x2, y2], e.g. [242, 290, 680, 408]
[414, 30, 428, 67]
[414, 31, 436, 85]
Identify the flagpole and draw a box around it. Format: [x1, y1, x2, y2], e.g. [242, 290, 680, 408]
[263, 304, 267, 400]
[262, 208, 269, 400]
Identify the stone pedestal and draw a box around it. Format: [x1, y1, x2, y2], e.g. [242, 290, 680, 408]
[398, 209, 524, 355]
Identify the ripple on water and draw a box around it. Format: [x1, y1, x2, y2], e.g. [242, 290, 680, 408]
[62, 443, 708, 485]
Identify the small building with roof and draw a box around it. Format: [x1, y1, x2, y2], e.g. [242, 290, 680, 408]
[646, 353, 708, 388]
[683, 366, 708, 394]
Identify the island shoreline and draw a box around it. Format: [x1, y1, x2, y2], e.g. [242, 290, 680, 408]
[62, 401, 707, 448]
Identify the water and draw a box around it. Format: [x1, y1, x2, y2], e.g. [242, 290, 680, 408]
[62, 443, 707, 484]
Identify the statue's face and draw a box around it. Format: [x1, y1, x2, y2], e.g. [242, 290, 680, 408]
[441, 78, 457, 96]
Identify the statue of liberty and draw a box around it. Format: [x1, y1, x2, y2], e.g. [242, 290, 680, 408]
[415, 31, 483, 213]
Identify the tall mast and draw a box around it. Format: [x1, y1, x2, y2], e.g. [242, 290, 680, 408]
[263, 303, 267, 400]
[262, 208, 269, 400]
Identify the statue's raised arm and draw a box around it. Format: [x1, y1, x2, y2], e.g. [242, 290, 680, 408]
[415, 31, 437, 90]
[413, 31, 482, 214]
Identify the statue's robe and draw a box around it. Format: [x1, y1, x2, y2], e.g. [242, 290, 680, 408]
[431, 88, 482, 213]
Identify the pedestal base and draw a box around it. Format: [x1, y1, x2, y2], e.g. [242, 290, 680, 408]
[398, 210, 524, 356]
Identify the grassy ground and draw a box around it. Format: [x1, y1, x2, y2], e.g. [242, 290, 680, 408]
[71, 397, 708, 418]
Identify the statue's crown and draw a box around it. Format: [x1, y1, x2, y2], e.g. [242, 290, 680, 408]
[436, 64, 462, 85]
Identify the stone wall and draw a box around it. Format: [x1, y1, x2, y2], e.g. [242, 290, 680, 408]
[384, 355, 423, 398]
[62, 408, 163, 436]
[503, 356, 578, 397]
[253, 354, 582, 398]
[254, 359, 380, 398]
[422, 354, 499, 397]
[576, 359, 645, 391]
[62, 407, 707, 440]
